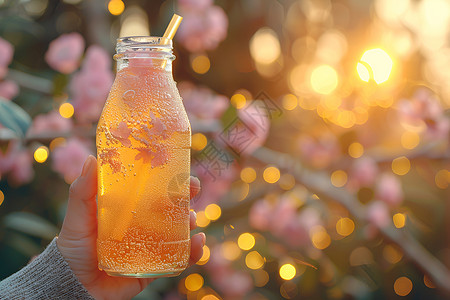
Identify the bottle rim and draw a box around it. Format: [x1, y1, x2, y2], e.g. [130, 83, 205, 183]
[116, 36, 173, 54]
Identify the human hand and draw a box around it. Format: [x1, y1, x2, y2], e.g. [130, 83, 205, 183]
[57, 155, 205, 300]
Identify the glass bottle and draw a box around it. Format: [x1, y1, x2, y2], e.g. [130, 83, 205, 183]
[96, 36, 191, 277]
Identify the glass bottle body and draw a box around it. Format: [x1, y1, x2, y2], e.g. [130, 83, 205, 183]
[96, 37, 191, 277]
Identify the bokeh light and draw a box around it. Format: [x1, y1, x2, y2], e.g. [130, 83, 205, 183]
[0, 190, 4, 207]
[59, 102, 74, 119]
[238, 233, 256, 250]
[231, 93, 246, 109]
[34, 146, 49, 163]
[241, 167, 257, 183]
[392, 156, 411, 176]
[263, 166, 281, 184]
[336, 217, 355, 237]
[401, 131, 420, 149]
[394, 277, 413, 296]
[393, 213, 406, 228]
[222, 241, 241, 261]
[279, 264, 296, 280]
[49, 137, 66, 151]
[282, 94, 298, 110]
[279, 174, 296, 190]
[205, 204, 221, 221]
[249, 27, 281, 65]
[192, 54, 210, 74]
[253, 269, 269, 287]
[245, 251, 265, 269]
[383, 244, 403, 264]
[424, 274, 436, 289]
[191, 133, 208, 151]
[310, 226, 331, 250]
[108, 0, 125, 16]
[185, 273, 204, 292]
[348, 142, 364, 158]
[435, 169, 450, 189]
[196, 211, 211, 227]
[310, 65, 338, 95]
[196, 245, 210, 265]
[331, 170, 348, 187]
[357, 48, 393, 84]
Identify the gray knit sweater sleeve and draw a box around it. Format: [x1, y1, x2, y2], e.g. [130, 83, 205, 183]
[0, 237, 95, 300]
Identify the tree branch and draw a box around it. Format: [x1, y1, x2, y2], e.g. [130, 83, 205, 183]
[252, 146, 450, 296]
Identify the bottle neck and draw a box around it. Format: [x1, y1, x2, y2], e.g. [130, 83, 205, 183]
[114, 36, 175, 72]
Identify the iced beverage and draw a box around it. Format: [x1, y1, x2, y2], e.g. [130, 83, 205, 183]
[96, 37, 191, 277]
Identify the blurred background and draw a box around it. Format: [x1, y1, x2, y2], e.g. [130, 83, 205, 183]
[0, 0, 449, 299]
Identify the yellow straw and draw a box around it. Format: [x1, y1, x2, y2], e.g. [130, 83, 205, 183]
[163, 14, 183, 40]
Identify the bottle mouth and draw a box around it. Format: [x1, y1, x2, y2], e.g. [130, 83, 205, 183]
[115, 36, 173, 56]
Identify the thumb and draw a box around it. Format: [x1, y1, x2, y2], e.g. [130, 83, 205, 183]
[59, 155, 98, 240]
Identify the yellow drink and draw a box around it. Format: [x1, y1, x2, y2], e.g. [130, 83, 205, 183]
[96, 37, 191, 277]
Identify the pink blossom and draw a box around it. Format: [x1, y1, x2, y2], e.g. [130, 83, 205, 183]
[0, 37, 13, 79]
[191, 159, 237, 210]
[177, 0, 228, 52]
[249, 199, 272, 231]
[45, 33, 85, 74]
[270, 197, 298, 235]
[298, 133, 340, 169]
[398, 88, 450, 140]
[375, 173, 403, 207]
[231, 100, 270, 154]
[52, 138, 93, 183]
[366, 201, 390, 228]
[0, 38, 13, 66]
[178, 81, 229, 130]
[0, 142, 34, 186]
[206, 247, 252, 298]
[27, 110, 73, 135]
[347, 157, 379, 191]
[0, 80, 19, 100]
[70, 46, 113, 123]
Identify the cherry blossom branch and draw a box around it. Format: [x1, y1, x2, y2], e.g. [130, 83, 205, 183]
[7, 69, 53, 94]
[252, 146, 450, 296]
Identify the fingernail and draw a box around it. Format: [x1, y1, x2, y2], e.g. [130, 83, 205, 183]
[81, 155, 95, 177]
